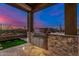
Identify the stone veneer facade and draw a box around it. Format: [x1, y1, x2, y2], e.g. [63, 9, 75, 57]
[48, 34, 78, 56]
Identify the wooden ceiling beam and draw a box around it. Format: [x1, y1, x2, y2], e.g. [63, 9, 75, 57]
[7, 3, 56, 12]
[7, 3, 32, 12]
[32, 3, 56, 12]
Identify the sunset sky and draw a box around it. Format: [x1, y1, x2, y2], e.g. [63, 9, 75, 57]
[0, 3, 79, 28]
[0, 3, 26, 27]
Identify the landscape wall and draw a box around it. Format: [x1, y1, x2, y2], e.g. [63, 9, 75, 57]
[48, 34, 78, 56]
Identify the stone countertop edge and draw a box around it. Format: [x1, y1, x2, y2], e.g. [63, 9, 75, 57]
[49, 33, 78, 38]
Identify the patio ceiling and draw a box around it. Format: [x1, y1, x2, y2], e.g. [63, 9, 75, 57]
[7, 3, 56, 12]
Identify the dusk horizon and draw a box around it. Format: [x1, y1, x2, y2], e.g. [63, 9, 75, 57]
[0, 3, 79, 29]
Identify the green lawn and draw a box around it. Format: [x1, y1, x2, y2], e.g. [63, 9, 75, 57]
[0, 38, 27, 50]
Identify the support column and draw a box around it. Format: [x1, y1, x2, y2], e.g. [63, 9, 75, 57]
[65, 3, 77, 35]
[27, 11, 34, 43]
